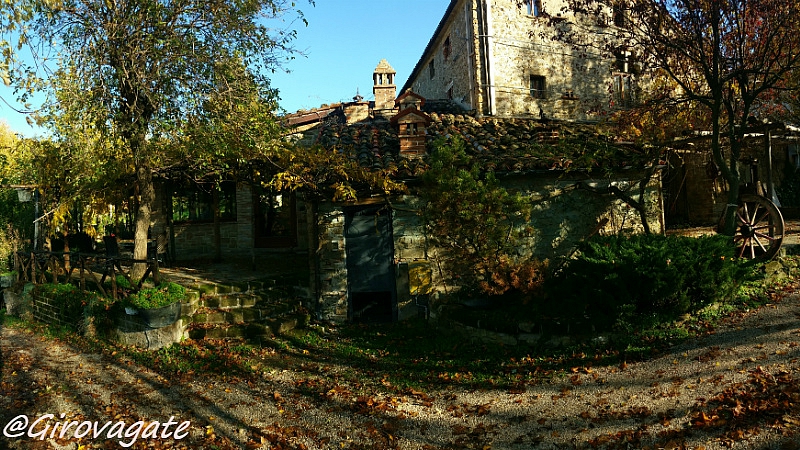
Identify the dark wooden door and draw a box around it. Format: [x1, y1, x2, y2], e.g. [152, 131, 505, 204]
[344, 206, 397, 322]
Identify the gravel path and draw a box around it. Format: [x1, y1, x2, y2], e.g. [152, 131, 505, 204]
[2, 292, 800, 450]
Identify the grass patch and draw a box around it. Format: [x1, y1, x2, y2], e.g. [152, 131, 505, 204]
[2, 255, 797, 395]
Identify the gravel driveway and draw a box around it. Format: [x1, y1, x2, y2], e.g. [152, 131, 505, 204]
[2, 292, 800, 450]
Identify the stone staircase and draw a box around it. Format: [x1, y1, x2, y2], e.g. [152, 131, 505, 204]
[179, 279, 309, 343]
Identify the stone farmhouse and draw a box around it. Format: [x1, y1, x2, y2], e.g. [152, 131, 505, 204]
[148, 0, 672, 323]
[286, 60, 663, 323]
[403, 0, 637, 121]
[400, 0, 800, 226]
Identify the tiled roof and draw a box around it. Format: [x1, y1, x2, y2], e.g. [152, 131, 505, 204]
[302, 110, 656, 176]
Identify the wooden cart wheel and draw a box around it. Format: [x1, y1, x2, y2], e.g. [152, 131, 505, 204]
[733, 193, 784, 261]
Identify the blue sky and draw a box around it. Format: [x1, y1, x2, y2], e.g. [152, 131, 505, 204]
[0, 1, 450, 137]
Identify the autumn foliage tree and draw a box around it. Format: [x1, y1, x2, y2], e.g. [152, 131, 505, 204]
[2, 0, 312, 277]
[547, 0, 800, 234]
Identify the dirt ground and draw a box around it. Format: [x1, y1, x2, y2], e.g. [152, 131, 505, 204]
[2, 286, 800, 450]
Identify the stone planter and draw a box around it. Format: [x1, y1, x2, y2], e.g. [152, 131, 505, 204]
[0, 273, 14, 288]
[133, 302, 182, 329]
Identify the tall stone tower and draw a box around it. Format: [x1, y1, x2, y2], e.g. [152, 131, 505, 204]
[373, 59, 397, 112]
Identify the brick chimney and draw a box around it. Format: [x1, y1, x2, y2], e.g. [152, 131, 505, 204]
[390, 92, 431, 159]
[373, 59, 397, 112]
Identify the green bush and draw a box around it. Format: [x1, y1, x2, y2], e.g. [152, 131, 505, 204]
[0, 189, 36, 272]
[545, 234, 749, 331]
[127, 282, 185, 310]
[33, 283, 101, 326]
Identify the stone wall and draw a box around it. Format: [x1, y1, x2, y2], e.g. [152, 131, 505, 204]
[405, 0, 477, 111]
[28, 290, 83, 329]
[405, 0, 628, 121]
[508, 173, 664, 261]
[167, 183, 309, 261]
[314, 172, 663, 322]
[664, 141, 794, 225]
[488, 0, 614, 120]
[314, 205, 348, 322]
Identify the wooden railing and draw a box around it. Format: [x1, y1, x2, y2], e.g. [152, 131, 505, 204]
[14, 251, 161, 300]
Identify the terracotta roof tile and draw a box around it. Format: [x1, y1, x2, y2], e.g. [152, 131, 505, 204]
[304, 110, 656, 176]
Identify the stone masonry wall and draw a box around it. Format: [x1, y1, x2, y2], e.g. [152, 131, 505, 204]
[172, 222, 240, 260]
[315, 205, 348, 322]
[488, 0, 615, 121]
[315, 173, 663, 322]
[665, 141, 793, 225]
[406, 0, 477, 111]
[509, 173, 664, 261]
[405, 0, 629, 121]
[29, 292, 83, 329]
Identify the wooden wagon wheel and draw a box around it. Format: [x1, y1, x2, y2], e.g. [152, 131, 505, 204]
[733, 193, 784, 261]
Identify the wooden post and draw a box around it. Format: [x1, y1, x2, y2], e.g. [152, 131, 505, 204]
[152, 258, 161, 285]
[30, 252, 36, 284]
[79, 255, 86, 292]
[110, 264, 118, 301]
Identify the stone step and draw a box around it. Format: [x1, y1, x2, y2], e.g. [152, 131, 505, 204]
[191, 298, 302, 323]
[182, 279, 280, 297]
[199, 290, 294, 309]
[185, 313, 309, 341]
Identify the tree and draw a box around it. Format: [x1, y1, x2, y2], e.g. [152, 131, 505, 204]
[421, 136, 545, 298]
[4, 0, 312, 275]
[547, 0, 800, 234]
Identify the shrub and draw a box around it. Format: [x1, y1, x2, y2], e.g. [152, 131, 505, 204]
[421, 136, 545, 297]
[545, 234, 749, 331]
[33, 283, 101, 326]
[126, 282, 186, 310]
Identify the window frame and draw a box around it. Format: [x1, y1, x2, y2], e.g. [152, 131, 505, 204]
[526, 0, 543, 17]
[612, 3, 627, 28]
[612, 72, 634, 107]
[529, 74, 547, 99]
[254, 189, 298, 248]
[171, 181, 237, 224]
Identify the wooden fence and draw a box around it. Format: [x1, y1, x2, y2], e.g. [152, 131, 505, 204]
[14, 251, 161, 300]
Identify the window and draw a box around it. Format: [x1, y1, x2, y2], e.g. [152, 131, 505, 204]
[613, 73, 634, 107]
[530, 75, 546, 99]
[447, 86, 454, 100]
[428, 59, 435, 79]
[443, 36, 451, 61]
[526, 0, 543, 17]
[789, 144, 800, 169]
[613, 3, 627, 28]
[171, 182, 237, 223]
[614, 49, 636, 73]
[255, 189, 297, 248]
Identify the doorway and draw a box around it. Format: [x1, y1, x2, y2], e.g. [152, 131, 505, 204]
[344, 205, 397, 322]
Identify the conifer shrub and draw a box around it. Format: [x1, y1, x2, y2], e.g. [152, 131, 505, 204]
[545, 234, 749, 331]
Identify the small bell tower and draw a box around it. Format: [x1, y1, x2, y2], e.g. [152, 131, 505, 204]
[373, 59, 397, 112]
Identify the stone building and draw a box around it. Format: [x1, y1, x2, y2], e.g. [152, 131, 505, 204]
[402, 0, 636, 121]
[290, 60, 664, 324]
[662, 126, 800, 225]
